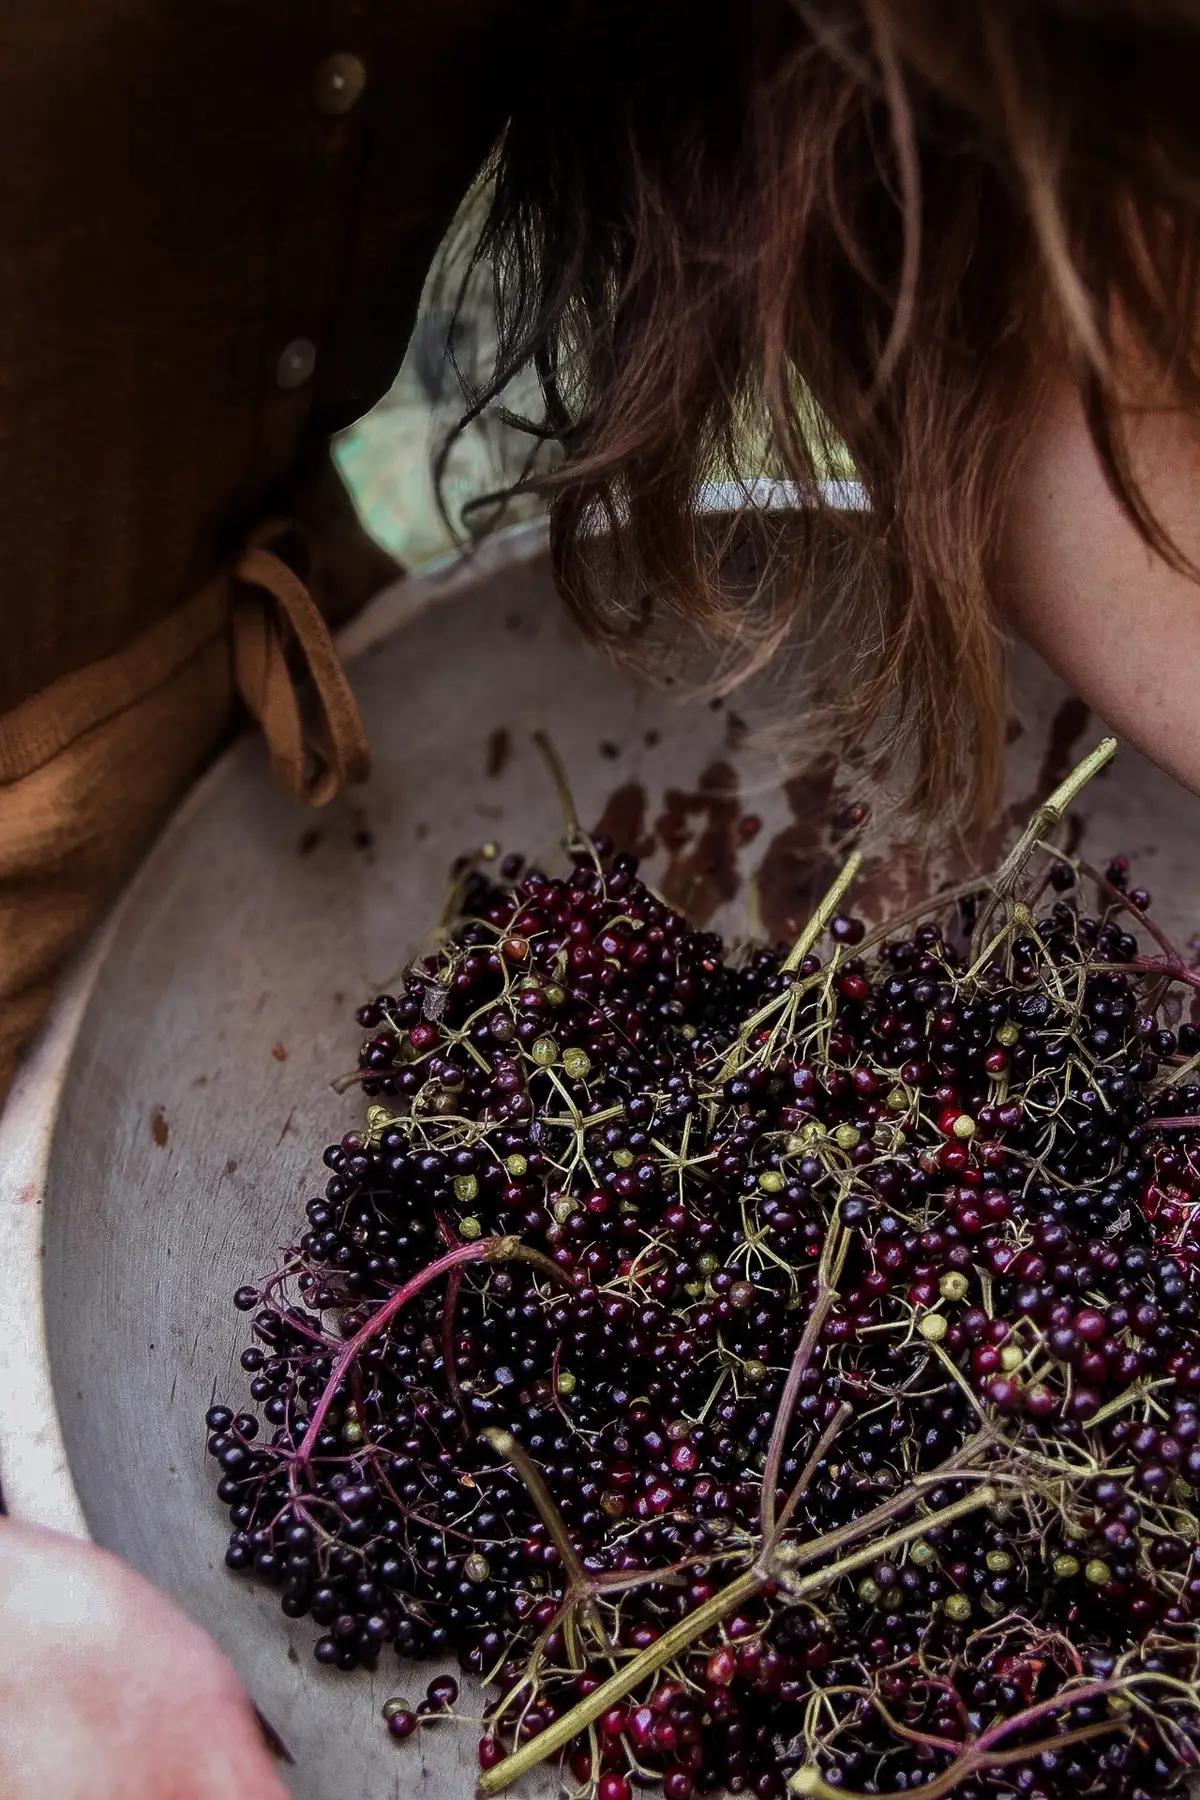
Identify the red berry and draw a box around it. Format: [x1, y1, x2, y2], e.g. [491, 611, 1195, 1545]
[628, 1706, 656, 1750]
[1025, 1383, 1057, 1418]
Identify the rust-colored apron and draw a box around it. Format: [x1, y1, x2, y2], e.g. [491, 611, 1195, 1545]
[0, 1, 520, 1096]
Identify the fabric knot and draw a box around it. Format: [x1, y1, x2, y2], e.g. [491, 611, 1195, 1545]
[232, 525, 371, 805]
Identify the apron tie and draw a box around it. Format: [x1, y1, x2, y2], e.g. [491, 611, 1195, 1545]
[231, 527, 371, 805]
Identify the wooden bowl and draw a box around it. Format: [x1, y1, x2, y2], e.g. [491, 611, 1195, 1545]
[3, 520, 1198, 1796]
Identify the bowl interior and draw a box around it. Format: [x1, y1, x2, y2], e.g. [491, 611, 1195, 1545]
[41, 538, 1200, 1796]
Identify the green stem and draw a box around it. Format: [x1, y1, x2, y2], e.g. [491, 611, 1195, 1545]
[532, 728, 590, 853]
[481, 1427, 613, 1659]
[477, 1568, 764, 1794]
[971, 737, 1116, 959]
[479, 1484, 997, 1795]
[716, 856, 863, 1088]
[783, 853, 864, 972]
[763, 1432, 995, 1592]
[995, 736, 1117, 895]
[770, 1487, 995, 1599]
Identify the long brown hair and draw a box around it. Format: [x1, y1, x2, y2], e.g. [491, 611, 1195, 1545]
[446, 0, 1200, 837]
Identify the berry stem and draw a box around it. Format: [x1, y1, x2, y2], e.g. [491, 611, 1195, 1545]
[782, 854, 863, 973]
[481, 1427, 614, 1658]
[972, 736, 1117, 958]
[791, 1721, 1115, 1800]
[854, 877, 992, 961]
[1133, 953, 1200, 996]
[717, 857, 863, 1088]
[480, 1485, 997, 1795]
[760, 1218, 849, 1542]
[292, 1237, 565, 1471]
[1078, 855, 1184, 962]
[998, 735, 1118, 892]
[767, 1485, 996, 1596]
[532, 727, 591, 855]
[478, 1568, 764, 1793]
[791, 1670, 1166, 1800]
[767, 1401, 852, 1551]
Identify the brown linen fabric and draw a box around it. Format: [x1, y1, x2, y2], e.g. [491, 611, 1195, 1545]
[0, 1, 522, 1097]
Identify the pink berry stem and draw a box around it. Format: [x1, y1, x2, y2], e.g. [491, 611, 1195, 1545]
[292, 1236, 564, 1473]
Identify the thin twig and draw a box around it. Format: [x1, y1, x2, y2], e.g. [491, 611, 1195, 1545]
[783, 854, 864, 972]
[532, 728, 590, 854]
[479, 1487, 997, 1795]
[971, 736, 1117, 958]
[760, 1220, 848, 1542]
[481, 1427, 614, 1662]
[292, 1238, 567, 1472]
[767, 1402, 853, 1552]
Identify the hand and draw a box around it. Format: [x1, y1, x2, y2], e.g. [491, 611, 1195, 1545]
[0, 1517, 291, 1800]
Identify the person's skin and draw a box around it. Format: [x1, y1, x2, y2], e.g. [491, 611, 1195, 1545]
[1000, 365, 1200, 786]
[0, 1518, 289, 1800]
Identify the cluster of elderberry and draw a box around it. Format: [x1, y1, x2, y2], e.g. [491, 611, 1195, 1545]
[207, 763, 1200, 1800]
